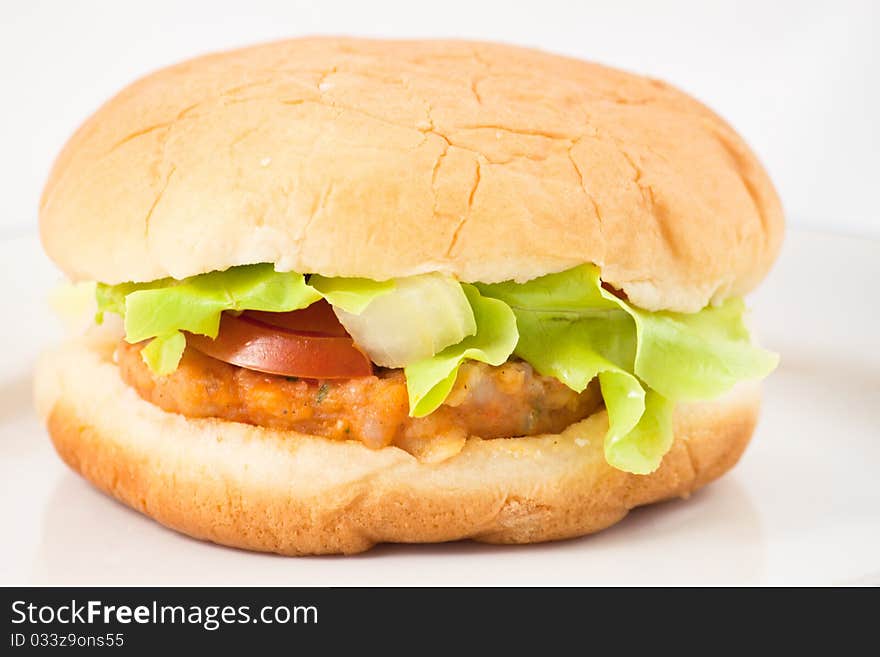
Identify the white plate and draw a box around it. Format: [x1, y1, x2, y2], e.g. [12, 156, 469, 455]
[1, 228, 878, 586]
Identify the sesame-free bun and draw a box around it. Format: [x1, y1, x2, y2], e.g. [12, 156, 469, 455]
[34, 329, 760, 555]
[40, 38, 783, 312]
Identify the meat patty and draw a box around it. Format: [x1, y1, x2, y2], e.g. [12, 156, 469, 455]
[117, 340, 602, 462]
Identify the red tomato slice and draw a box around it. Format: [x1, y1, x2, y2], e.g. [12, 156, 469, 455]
[243, 300, 348, 336]
[186, 310, 372, 379]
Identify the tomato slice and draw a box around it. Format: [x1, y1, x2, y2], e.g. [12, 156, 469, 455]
[243, 300, 348, 336]
[186, 310, 373, 379]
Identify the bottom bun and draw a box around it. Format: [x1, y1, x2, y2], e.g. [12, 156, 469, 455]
[34, 330, 760, 555]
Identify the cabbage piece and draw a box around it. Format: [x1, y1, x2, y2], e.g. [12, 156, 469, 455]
[404, 284, 518, 417]
[327, 273, 478, 368]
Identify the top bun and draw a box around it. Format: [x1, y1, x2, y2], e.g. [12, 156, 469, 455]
[40, 38, 783, 312]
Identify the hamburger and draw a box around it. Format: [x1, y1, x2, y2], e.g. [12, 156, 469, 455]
[34, 38, 783, 555]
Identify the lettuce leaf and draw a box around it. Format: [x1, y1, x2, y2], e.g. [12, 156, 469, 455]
[96, 280, 165, 321]
[308, 275, 394, 313]
[140, 331, 187, 376]
[404, 284, 519, 417]
[608, 296, 779, 400]
[604, 387, 675, 474]
[477, 264, 776, 474]
[100, 264, 321, 374]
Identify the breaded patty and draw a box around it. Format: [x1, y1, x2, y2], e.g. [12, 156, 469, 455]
[117, 340, 602, 462]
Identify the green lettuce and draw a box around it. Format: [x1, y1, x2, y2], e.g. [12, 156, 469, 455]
[477, 264, 777, 473]
[98, 264, 321, 375]
[140, 331, 187, 376]
[308, 275, 394, 313]
[615, 297, 778, 401]
[404, 284, 519, 417]
[96, 280, 165, 319]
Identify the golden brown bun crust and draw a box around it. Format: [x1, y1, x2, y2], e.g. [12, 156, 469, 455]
[34, 329, 760, 555]
[40, 38, 783, 312]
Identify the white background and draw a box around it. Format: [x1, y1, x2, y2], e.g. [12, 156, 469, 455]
[1, 0, 878, 239]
